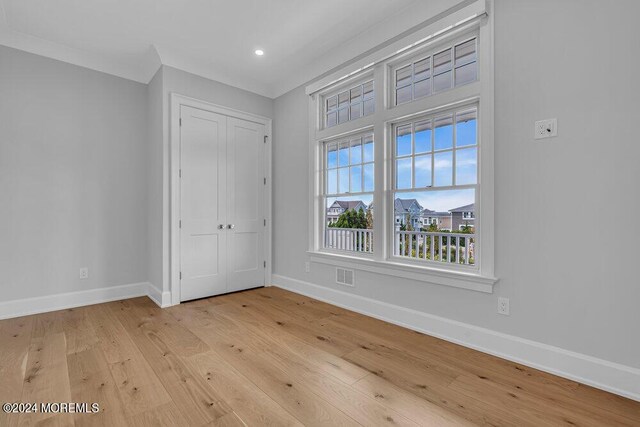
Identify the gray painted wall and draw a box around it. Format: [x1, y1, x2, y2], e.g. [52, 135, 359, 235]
[147, 67, 164, 292]
[0, 45, 148, 300]
[272, 0, 640, 369]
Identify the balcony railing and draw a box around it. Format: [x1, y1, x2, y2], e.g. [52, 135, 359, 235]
[324, 227, 373, 253]
[395, 230, 475, 265]
[324, 227, 474, 265]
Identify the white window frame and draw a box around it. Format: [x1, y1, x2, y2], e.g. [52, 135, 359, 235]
[391, 34, 478, 107]
[319, 129, 375, 258]
[323, 80, 375, 129]
[306, 0, 496, 293]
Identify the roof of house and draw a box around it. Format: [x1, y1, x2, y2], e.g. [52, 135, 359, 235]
[422, 209, 449, 217]
[394, 198, 422, 213]
[449, 203, 475, 213]
[330, 200, 366, 211]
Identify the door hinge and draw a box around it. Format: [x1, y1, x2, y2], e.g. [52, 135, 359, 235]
[263, 177, 266, 185]
[264, 260, 266, 268]
[264, 135, 268, 144]
[179, 118, 182, 127]
[264, 218, 266, 226]
[179, 220, 182, 228]
[179, 169, 182, 178]
[179, 271, 182, 280]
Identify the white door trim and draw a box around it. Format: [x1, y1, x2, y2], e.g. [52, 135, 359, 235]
[170, 93, 273, 306]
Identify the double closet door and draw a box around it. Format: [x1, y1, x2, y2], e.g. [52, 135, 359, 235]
[179, 105, 266, 301]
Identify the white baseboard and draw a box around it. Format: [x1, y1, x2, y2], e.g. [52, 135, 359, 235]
[147, 282, 173, 308]
[0, 282, 150, 320]
[272, 274, 640, 402]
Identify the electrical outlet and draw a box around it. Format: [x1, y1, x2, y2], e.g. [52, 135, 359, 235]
[498, 297, 510, 315]
[305, 261, 310, 273]
[534, 118, 557, 139]
[79, 267, 89, 279]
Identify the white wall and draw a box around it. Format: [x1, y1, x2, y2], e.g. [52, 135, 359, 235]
[273, 0, 640, 375]
[0, 45, 148, 301]
[149, 65, 274, 293]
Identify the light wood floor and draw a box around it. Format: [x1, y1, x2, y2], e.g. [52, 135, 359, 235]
[1, 287, 638, 426]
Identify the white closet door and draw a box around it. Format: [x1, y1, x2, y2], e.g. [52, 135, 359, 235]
[180, 106, 228, 301]
[226, 117, 266, 292]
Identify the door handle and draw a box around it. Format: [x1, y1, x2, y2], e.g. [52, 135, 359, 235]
[227, 224, 235, 229]
[218, 224, 225, 230]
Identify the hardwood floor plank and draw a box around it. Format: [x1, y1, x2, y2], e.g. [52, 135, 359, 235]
[448, 373, 639, 427]
[198, 299, 370, 384]
[353, 374, 476, 427]
[19, 329, 73, 426]
[111, 298, 210, 357]
[229, 292, 359, 356]
[326, 309, 579, 388]
[0, 316, 33, 427]
[111, 302, 233, 425]
[319, 311, 640, 423]
[186, 351, 303, 426]
[342, 347, 529, 426]
[0, 288, 638, 427]
[207, 411, 248, 427]
[60, 307, 99, 355]
[126, 402, 188, 426]
[67, 347, 128, 426]
[178, 300, 418, 426]
[88, 305, 142, 364]
[260, 344, 420, 427]
[180, 310, 361, 426]
[108, 355, 173, 418]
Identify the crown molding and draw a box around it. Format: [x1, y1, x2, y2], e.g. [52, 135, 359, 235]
[0, 26, 160, 83]
[154, 45, 273, 98]
[0, 0, 472, 99]
[0, 24, 273, 97]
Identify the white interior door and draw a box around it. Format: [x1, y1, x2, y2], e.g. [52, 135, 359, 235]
[180, 106, 228, 301]
[179, 107, 266, 301]
[226, 117, 266, 292]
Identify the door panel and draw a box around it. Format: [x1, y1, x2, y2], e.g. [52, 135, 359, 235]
[180, 106, 228, 301]
[226, 117, 266, 292]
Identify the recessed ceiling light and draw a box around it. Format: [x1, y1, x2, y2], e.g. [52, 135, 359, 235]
[254, 49, 264, 56]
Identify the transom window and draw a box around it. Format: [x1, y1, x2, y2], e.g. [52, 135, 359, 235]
[394, 37, 477, 106]
[324, 81, 374, 128]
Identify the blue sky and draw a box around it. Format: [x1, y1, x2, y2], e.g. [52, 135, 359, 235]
[326, 114, 476, 213]
[396, 116, 476, 190]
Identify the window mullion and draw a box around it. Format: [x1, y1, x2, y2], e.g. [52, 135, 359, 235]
[372, 64, 386, 260]
[452, 111, 457, 186]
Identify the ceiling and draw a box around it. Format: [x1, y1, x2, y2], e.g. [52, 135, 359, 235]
[0, 0, 459, 98]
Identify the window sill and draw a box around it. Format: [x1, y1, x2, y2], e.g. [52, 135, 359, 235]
[307, 250, 497, 293]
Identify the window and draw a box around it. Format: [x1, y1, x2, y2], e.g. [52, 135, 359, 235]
[393, 106, 477, 265]
[324, 81, 374, 128]
[394, 38, 477, 106]
[323, 132, 374, 253]
[308, 3, 494, 288]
